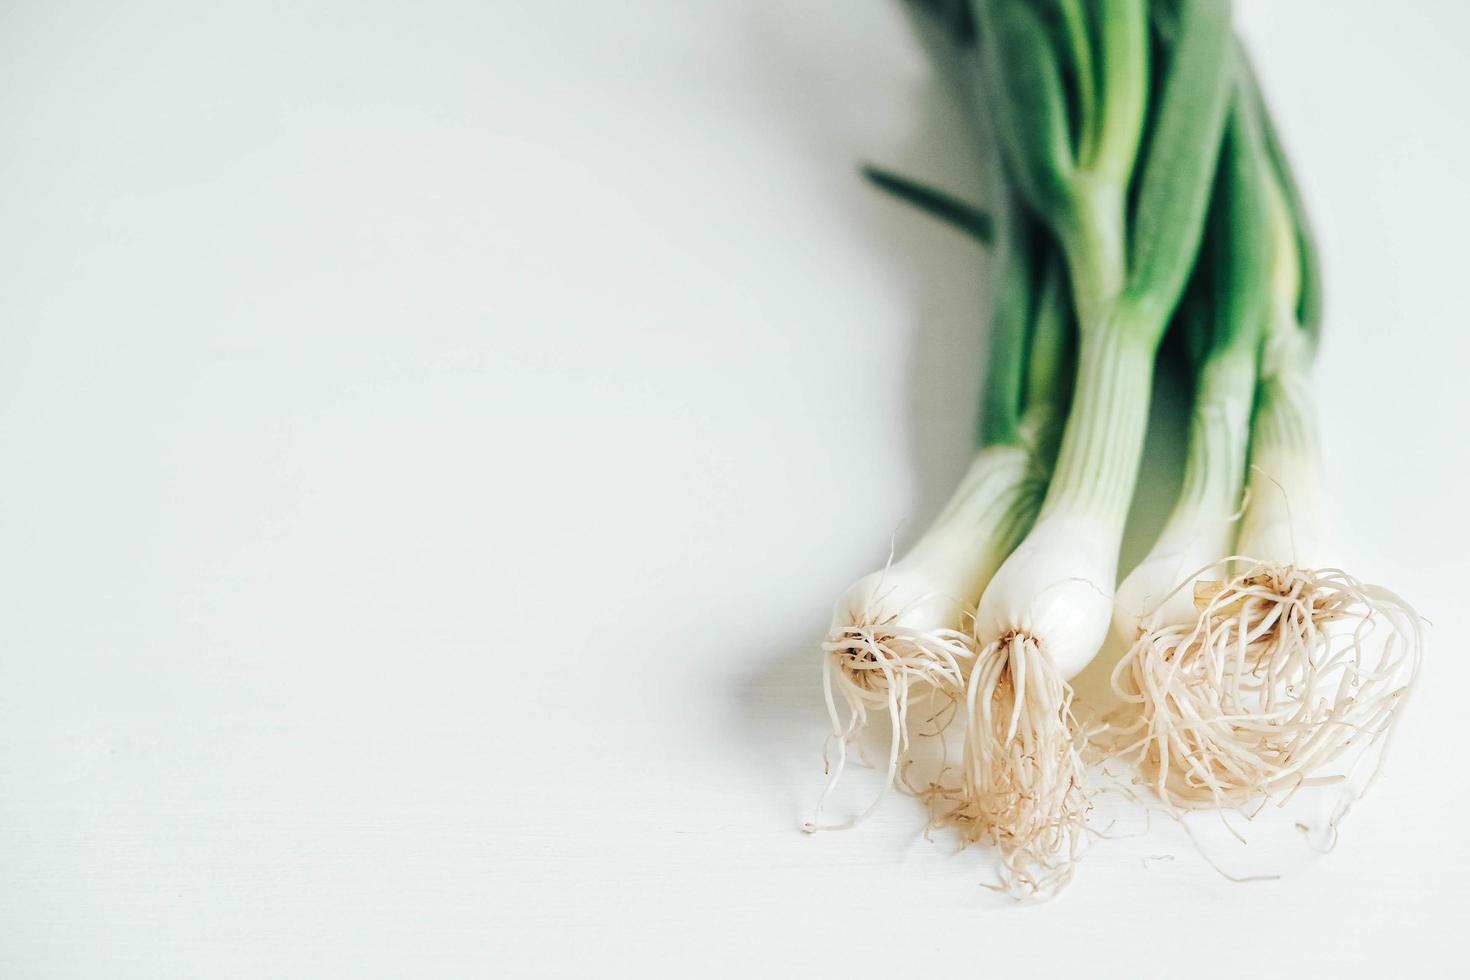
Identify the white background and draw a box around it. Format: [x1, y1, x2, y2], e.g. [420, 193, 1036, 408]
[2, 1, 1467, 977]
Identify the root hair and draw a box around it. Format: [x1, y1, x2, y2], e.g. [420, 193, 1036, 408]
[806, 609, 973, 833]
[1109, 562, 1423, 822]
[928, 632, 1089, 900]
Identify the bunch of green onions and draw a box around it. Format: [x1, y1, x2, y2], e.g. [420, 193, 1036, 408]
[809, 0, 1423, 899]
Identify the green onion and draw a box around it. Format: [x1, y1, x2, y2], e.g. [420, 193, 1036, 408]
[950, 0, 1233, 895]
[1108, 53, 1423, 819]
[809, 178, 1073, 832]
[816, 0, 1424, 893]
[1112, 82, 1270, 639]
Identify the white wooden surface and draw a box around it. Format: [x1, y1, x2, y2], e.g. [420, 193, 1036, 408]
[2, 2, 1467, 976]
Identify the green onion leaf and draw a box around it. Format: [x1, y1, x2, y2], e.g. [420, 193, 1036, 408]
[860, 165, 995, 244]
[1122, 0, 1235, 336]
[973, 0, 1077, 222]
[1239, 44, 1322, 345]
[1093, 0, 1149, 182]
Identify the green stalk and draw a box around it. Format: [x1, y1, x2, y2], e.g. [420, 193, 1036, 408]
[1057, 0, 1099, 161]
[1237, 115, 1326, 565]
[1165, 98, 1272, 530]
[1113, 89, 1271, 630]
[978, 205, 1041, 448]
[969, 0, 1235, 681]
[1238, 43, 1322, 343]
[1056, 177, 1127, 331]
[1118, 1, 1236, 332]
[1092, 0, 1149, 182]
[975, 0, 1078, 222]
[1038, 323, 1156, 522]
[1036, 0, 1235, 533]
[1021, 246, 1074, 436]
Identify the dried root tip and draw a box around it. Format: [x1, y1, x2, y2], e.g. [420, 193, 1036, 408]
[1111, 562, 1424, 818]
[930, 633, 1089, 900]
[808, 621, 974, 833]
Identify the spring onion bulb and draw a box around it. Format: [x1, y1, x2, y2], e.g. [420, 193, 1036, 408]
[813, 445, 1038, 831]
